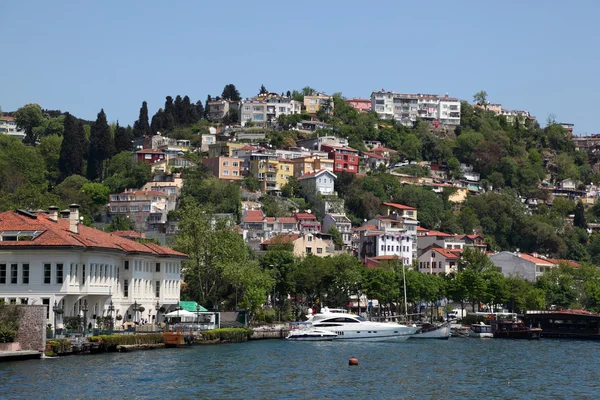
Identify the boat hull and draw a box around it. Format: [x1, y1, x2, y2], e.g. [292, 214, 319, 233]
[286, 330, 337, 341]
[493, 330, 542, 340]
[410, 323, 450, 340]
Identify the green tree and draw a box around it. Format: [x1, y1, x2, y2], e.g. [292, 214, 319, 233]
[328, 226, 344, 248]
[103, 152, 152, 193]
[259, 85, 268, 95]
[14, 103, 46, 144]
[221, 84, 241, 101]
[573, 201, 587, 229]
[133, 101, 151, 138]
[105, 215, 134, 232]
[473, 90, 488, 107]
[59, 113, 87, 179]
[38, 134, 63, 184]
[87, 109, 114, 181]
[113, 122, 132, 154]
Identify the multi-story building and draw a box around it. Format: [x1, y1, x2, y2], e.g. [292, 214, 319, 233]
[260, 233, 333, 257]
[136, 149, 166, 165]
[206, 99, 240, 122]
[418, 247, 460, 275]
[321, 144, 360, 174]
[295, 212, 321, 234]
[240, 94, 302, 127]
[379, 202, 418, 220]
[249, 151, 282, 192]
[345, 98, 371, 113]
[296, 136, 349, 151]
[108, 189, 177, 232]
[0, 116, 25, 140]
[358, 229, 413, 266]
[208, 142, 247, 158]
[240, 209, 299, 249]
[370, 90, 461, 126]
[304, 93, 333, 115]
[322, 213, 352, 247]
[0, 206, 186, 329]
[573, 134, 600, 151]
[202, 156, 243, 181]
[291, 156, 334, 177]
[298, 169, 337, 200]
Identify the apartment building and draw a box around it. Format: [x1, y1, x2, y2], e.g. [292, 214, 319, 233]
[0, 116, 25, 140]
[345, 98, 371, 113]
[370, 90, 461, 126]
[322, 213, 353, 247]
[240, 94, 302, 126]
[208, 142, 247, 158]
[248, 151, 293, 192]
[108, 189, 177, 232]
[291, 155, 335, 177]
[202, 156, 243, 181]
[240, 209, 299, 249]
[296, 136, 349, 151]
[321, 144, 360, 174]
[304, 93, 333, 115]
[206, 99, 240, 122]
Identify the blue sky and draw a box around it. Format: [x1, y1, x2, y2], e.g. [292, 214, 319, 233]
[1, 1, 599, 134]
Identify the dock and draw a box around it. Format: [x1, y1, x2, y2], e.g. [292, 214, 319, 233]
[0, 350, 41, 362]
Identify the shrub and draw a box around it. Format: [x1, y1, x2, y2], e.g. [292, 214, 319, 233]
[88, 333, 164, 351]
[0, 305, 20, 343]
[45, 339, 72, 356]
[200, 328, 252, 342]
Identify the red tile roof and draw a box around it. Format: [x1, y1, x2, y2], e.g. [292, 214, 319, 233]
[546, 258, 581, 268]
[111, 230, 146, 238]
[261, 234, 300, 245]
[381, 202, 417, 211]
[242, 210, 265, 223]
[431, 248, 460, 259]
[278, 217, 297, 223]
[353, 224, 379, 232]
[519, 253, 554, 266]
[418, 228, 453, 237]
[0, 116, 15, 121]
[295, 213, 317, 220]
[0, 211, 187, 258]
[371, 147, 397, 154]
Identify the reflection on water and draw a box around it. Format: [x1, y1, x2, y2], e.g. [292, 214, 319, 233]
[1, 339, 598, 399]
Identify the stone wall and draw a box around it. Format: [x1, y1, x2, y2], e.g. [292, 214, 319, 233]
[14, 305, 46, 351]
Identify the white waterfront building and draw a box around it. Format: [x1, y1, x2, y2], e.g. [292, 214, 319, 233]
[0, 206, 187, 329]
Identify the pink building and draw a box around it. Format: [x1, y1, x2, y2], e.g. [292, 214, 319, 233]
[345, 98, 371, 113]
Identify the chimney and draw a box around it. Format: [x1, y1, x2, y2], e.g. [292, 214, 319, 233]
[48, 206, 59, 222]
[69, 204, 80, 234]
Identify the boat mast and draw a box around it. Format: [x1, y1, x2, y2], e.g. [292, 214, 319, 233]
[402, 261, 408, 320]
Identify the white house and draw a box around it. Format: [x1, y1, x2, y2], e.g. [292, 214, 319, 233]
[358, 229, 413, 266]
[0, 206, 187, 329]
[322, 213, 352, 247]
[298, 169, 337, 199]
[418, 247, 460, 275]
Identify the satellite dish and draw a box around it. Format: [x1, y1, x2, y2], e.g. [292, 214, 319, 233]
[307, 209, 312, 214]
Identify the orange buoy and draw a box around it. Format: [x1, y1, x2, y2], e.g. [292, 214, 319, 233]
[349, 357, 359, 366]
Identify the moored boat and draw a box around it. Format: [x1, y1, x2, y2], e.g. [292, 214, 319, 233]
[410, 322, 450, 340]
[307, 307, 419, 341]
[492, 320, 541, 340]
[286, 329, 338, 341]
[469, 322, 493, 338]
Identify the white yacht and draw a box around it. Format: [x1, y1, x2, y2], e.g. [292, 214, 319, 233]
[469, 322, 494, 338]
[307, 308, 418, 341]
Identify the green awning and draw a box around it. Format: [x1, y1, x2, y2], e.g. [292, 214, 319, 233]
[179, 301, 208, 312]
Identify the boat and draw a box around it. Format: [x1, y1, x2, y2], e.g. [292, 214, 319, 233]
[469, 322, 493, 338]
[410, 322, 450, 340]
[286, 328, 338, 341]
[492, 320, 541, 340]
[521, 310, 600, 340]
[306, 307, 419, 341]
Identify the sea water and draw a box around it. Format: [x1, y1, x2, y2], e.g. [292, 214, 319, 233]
[0, 339, 598, 399]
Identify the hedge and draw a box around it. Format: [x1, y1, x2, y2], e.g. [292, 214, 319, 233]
[89, 333, 164, 351]
[45, 339, 72, 356]
[199, 328, 253, 342]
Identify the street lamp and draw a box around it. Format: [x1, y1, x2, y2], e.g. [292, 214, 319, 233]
[108, 301, 115, 333]
[155, 301, 160, 325]
[133, 301, 139, 323]
[82, 300, 89, 335]
[52, 300, 59, 339]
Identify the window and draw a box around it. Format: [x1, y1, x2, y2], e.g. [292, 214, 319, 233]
[82, 264, 86, 284]
[223, 161, 229, 166]
[124, 279, 129, 297]
[307, 235, 313, 242]
[233, 162, 238, 167]
[223, 170, 229, 176]
[142, 205, 150, 212]
[306, 247, 312, 254]
[10, 264, 17, 284]
[117, 267, 120, 280]
[156, 281, 160, 297]
[336, 155, 342, 160]
[130, 205, 139, 212]
[44, 264, 51, 284]
[22, 264, 29, 284]
[156, 263, 161, 272]
[111, 195, 119, 201]
[125, 260, 129, 270]
[317, 248, 323, 254]
[42, 299, 50, 319]
[233, 171, 239, 176]
[56, 264, 63, 284]
[119, 206, 127, 212]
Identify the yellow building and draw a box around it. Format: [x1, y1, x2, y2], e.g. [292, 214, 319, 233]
[291, 156, 334, 177]
[277, 158, 294, 189]
[304, 93, 333, 115]
[208, 142, 246, 158]
[379, 202, 418, 221]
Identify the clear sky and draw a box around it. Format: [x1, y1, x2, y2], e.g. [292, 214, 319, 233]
[1, 1, 599, 134]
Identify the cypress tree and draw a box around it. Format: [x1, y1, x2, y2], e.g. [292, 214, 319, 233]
[221, 84, 241, 101]
[59, 113, 87, 179]
[174, 95, 184, 125]
[133, 101, 151, 138]
[114, 121, 132, 154]
[195, 100, 204, 120]
[164, 96, 175, 130]
[87, 109, 113, 181]
[204, 95, 212, 119]
[183, 96, 198, 124]
[151, 108, 165, 134]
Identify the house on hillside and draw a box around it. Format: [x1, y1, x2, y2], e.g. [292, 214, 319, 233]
[240, 209, 299, 249]
[298, 169, 336, 200]
[488, 252, 579, 282]
[379, 202, 417, 220]
[322, 213, 352, 247]
[418, 247, 461, 275]
[357, 229, 413, 266]
[0, 206, 186, 329]
[260, 233, 332, 257]
[108, 189, 177, 232]
[295, 212, 321, 234]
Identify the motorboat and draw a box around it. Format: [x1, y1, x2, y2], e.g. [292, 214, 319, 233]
[306, 307, 419, 341]
[491, 320, 541, 340]
[409, 322, 451, 340]
[469, 322, 493, 338]
[286, 328, 338, 341]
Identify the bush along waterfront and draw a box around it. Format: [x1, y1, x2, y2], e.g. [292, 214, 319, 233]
[197, 328, 253, 343]
[45, 339, 72, 357]
[88, 333, 164, 352]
